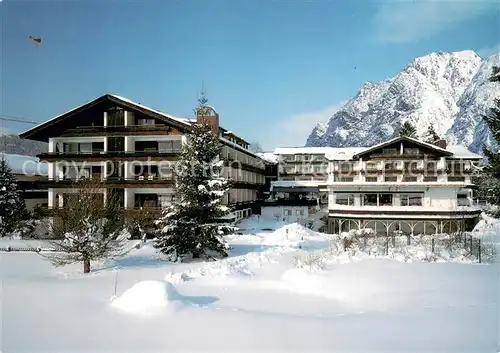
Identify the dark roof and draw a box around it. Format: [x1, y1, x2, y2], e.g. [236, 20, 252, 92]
[20, 94, 190, 141]
[352, 136, 453, 159]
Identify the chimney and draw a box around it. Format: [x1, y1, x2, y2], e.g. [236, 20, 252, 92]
[196, 106, 219, 135]
[434, 139, 447, 149]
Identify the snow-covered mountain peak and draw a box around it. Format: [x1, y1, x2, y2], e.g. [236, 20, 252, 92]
[306, 50, 498, 153]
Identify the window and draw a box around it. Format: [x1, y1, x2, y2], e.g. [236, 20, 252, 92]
[284, 209, 292, 216]
[362, 193, 394, 206]
[366, 162, 377, 170]
[313, 165, 322, 173]
[365, 176, 378, 182]
[159, 166, 173, 179]
[138, 118, 155, 125]
[339, 162, 352, 172]
[303, 155, 310, 161]
[404, 148, 419, 155]
[402, 176, 418, 182]
[296, 209, 304, 216]
[339, 176, 354, 182]
[385, 162, 398, 170]
[384, 176, 398, 182]
[426, 162, 436, 172]
[457, 194, 470, 206]
[80, 143, 92, 154]
[336, 194, 354, 205]
[363, 194, 378, 206]
[401, 194, 423, 206]
[382, 148, 398, 155]
[92, 142, 104, 153]
[379, 194, 393, 206]
[404, 161, 418, 171]
[423, 176, 437, 182]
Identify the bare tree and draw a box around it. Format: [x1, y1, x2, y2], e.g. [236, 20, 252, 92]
[43, 179, 127, 273]
[126, 205, 159, 243]
[249, 141, 264, 153]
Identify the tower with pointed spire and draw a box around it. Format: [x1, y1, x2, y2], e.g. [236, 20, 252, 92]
[195, 84, 220, 135]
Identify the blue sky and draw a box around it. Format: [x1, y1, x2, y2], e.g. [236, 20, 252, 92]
[1, 0, 499, 150]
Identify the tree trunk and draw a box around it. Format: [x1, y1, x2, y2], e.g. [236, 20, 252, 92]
[83, 258, 91, 273]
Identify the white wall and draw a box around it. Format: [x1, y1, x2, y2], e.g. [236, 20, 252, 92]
[426, 187, 457, 209]
[261, 206, 309, 223]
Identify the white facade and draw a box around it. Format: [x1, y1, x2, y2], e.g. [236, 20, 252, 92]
[268, 137, 483, 234]
[32, 95, 267, 217]
[261, 206, 309, 223]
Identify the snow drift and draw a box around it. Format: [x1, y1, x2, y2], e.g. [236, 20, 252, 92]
[111, 280, 181, 315]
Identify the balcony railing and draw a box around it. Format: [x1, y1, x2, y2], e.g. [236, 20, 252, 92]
[62, 124, 175, 134]
[39, 150, 181, 158]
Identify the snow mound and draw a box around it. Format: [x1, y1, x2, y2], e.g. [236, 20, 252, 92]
[236, 215, 288, 233]
[111, 280, 181, 315]
[261, 223, 326, 247]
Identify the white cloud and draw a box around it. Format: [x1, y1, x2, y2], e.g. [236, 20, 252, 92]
[477, 43, 500, 59]
[373, 0, 495, 44]
[260, 102, 346, 150]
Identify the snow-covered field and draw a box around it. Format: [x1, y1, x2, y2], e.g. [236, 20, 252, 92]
[1, 217, 499, 352]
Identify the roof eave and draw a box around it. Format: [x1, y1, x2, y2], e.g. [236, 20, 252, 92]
[352, 136, 454, 159]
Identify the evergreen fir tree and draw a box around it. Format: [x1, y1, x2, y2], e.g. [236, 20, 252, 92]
[398, 121, 418, 138]
[425, 124, 440, 143]
[0, 157, 30, 237]
[154, 99, 234, 260]
[481, 66, 500, 204]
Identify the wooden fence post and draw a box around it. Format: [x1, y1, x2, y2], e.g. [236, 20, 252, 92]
[470, 236, 473, 254]
[431, 237, 435, 254]
[478, 239, 481, 264]
[407, 234, 410, 246]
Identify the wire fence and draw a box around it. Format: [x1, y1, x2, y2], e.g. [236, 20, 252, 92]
[333, 230, 496, 264]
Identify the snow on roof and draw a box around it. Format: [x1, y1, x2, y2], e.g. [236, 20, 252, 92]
[273, 147, 366, 160]
[0, 153, 47, 176]
[21, 93, 191, 138]
[256, 152, 279, 164]
[352, 136, 452, 158]
[446, 145, 482, 159]
[272, 180, 324, 188]
[220, 137, 261, 159]
[324, 148, 367, 160]
[109, 95, 190, 127]
[20, 96, 100, 136]
[274, 147, 334, 155]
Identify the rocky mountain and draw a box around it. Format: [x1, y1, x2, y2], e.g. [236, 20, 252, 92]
[306, 51, 500, 154]
[0, 134, 47, 157]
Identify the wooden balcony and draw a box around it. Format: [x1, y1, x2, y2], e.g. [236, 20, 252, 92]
[38, 150, 181, 162]
[41, 177, 174, 188]
[60, 124, 178, 137]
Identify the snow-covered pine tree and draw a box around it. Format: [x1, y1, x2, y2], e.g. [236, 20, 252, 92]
[425, 124, 440, 144]
[398, 121, 418, 138]
[481, 66, 500, 205]
[154, 101, 234, 260]
[0, 157, 30, 237]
